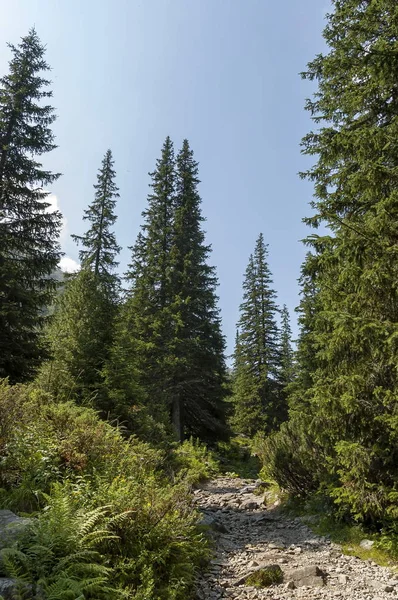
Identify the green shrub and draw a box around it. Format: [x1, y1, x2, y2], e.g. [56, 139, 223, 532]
[0, 380, 209, 599]
[216, 437, 260, 478]
[252, 419, 323, 497]
[377, 523, 398, 559]
[171, 437, 220, 484]
[1, 487, 120, 599]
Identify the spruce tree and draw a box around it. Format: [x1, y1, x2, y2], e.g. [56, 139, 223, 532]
[294, 0, 398, 523]
[45, 151, 120, 408]
[232, 235, 280, 435]
[169, 139, 227, 441]
[112, 137, 176, 432]
[0, 29, 62, 382]
[72, 149, 121, 296]
[278, 305, 294, 387]
[112, 138, 228, 442]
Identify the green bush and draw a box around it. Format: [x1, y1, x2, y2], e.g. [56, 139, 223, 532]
[216, 437, 260, 478]
[171, 437, 220, 484]
[252, 419, 323, 497]
[0, 380, 209, 599]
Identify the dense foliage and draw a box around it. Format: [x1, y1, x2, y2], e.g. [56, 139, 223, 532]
[2, 4, 398, 593]
[0, 29, 61, 383]
[0, 380, 211, 599]
[108, 138, 228, 442]
[41, 151, 121, 409]
[231, 234, 291, 435]
[259, 0, 398, 542]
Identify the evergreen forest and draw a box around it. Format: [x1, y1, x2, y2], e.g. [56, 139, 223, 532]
[1, 2, 398, 597]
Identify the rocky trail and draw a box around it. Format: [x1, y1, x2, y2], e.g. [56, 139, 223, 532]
[194, 477, 398, 600]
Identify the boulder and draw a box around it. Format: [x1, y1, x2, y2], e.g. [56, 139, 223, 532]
[198, 514, 229, 534]
[0, 578, 19, 600]
[285, 565, 325, 588]
[0, 510, 31, 551]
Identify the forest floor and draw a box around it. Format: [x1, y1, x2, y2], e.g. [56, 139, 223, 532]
[194, 477, 398, 600]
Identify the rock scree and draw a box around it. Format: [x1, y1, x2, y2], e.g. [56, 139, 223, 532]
[194, 477, 398, 599]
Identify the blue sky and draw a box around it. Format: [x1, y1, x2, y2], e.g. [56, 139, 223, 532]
[1, 0, 330, 356]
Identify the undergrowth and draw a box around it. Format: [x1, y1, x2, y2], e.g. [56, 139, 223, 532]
[216, 436, 260, 479]
[0, 380, 212, 599]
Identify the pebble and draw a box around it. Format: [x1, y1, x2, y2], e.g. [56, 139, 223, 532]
[194, 477, 397, 600]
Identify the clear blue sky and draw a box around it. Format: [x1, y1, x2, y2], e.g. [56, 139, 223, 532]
[1, 0, 330, 357]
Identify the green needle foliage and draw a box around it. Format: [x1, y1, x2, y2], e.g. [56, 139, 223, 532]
[110, 138, 228, 442]
[260, 1, 398, 530]
[278, 305, 295, 391]
[0, 29, 62, 383]
[110, 137, 176, 435]
[169, 139, 228, 441]
[72, 149, 121, 297]
[298, 0, 398, 524]
[43, 152, 121, 409]
[232, 234, 281, 435]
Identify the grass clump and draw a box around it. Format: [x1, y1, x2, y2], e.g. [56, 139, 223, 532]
[245, 565, 283, 588]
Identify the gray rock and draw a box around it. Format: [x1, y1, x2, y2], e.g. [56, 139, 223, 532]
[241, 500, 259, 510]
[198, 514, 229, 534]
[285, 565, 325, 588]
[240, 486, 256, 494]
[360, 539, 375, 550]
[0, 578, 20, 600]
[298, 575, 325, 588]
[0, 510, 31, 551]
[287, 565, 323, 580]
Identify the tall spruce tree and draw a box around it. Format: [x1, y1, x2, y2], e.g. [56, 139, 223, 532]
[278, 305, 294, 385]
[294, 0, 398, 523]
[45, 151, 120, 408]
[0, 29, 62, 382]
[111, 138, 228, 442]
[72, 149, 121, 296]
[232, 235, 280, 435]
[112, 137, 176, 432]
[169, 139, 227, 441]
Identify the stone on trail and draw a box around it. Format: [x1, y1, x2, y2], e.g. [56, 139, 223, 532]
[241, 500, 259, 510]
[198, 513, 229, 534]
[285, 565, 325, 588]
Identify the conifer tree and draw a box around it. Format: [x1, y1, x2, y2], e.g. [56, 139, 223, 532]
[112, 137, 176, 431]
[291, 0, 398, 522]
[169, 139, 227, 441]
[0, 29, 62, 382]
[46, 152, 120, 408]
[278, 305, 295, 389]
[112, 138, 228, 442]
[232, 235, 280, 435]
[72, 149, 121, 296]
